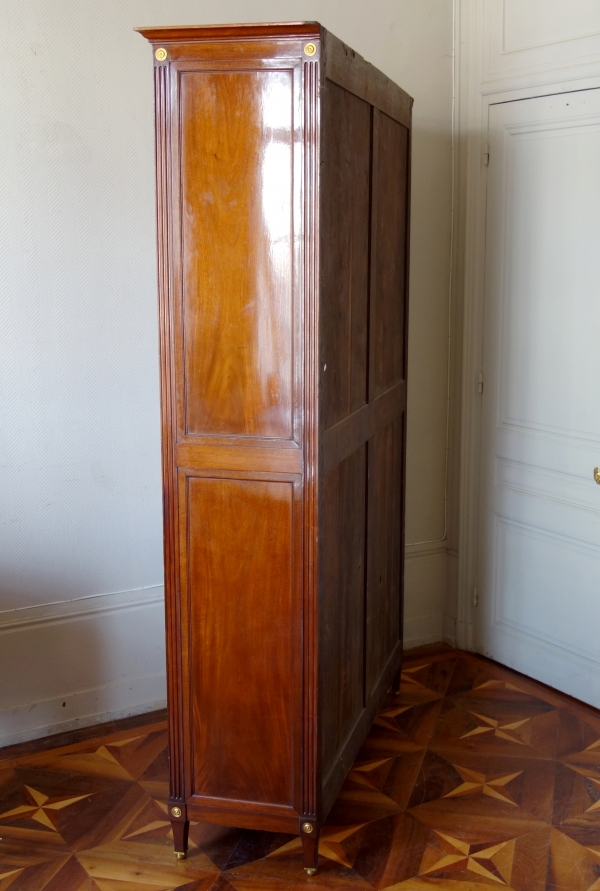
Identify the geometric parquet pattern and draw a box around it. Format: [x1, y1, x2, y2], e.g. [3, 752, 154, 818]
[3, 644, 600, 890]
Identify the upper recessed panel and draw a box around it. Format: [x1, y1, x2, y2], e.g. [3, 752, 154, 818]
[180, 69, 294, 438]
[321, 82, 371, 430]
[370, 112, 409, 398]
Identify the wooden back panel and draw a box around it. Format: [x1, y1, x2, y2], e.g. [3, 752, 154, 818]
[319, 30, 411, 812]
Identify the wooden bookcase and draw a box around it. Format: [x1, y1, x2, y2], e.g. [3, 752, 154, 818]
[136, 22, 412, 873]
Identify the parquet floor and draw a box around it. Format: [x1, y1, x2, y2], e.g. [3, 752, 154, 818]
[2, 645, 600, 890]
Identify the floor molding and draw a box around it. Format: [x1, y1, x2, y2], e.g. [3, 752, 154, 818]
[0, 707, 167, 762]
[403, 613, 444, 649]
[0, 588, 167, 748]
[405, 541, 447, 559]
[0, 674, 167, 749]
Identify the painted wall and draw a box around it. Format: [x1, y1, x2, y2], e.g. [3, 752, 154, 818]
[0, 0, 453, 746]
[449, 0, 600, 652]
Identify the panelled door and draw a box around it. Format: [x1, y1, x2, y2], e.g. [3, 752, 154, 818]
[477, 89, 600, 705]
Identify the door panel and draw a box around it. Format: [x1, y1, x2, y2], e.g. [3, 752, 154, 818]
[180, 70, 294, 439]
[185, 475, 299, 806]
[479, 89, 600, 704]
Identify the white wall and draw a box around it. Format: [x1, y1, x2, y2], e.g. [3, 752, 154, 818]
[0, 0, 453, 746]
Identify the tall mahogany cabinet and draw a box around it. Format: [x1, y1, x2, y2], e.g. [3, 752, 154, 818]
[137, 22, 412, 873]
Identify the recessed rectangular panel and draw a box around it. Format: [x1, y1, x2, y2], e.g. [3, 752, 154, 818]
[180, 70, 294, 437]
[501, 120, 600, 440]
[320, 445, 367, 771]
[495, 517, 600, 663]
[503, 0, 600, 53]
[366, 417, 403, 697]
[321, 82, 371, 429]
[370, 113, 409, 398]
[495, 480, 600, 554]
[187, 476, 296, 805]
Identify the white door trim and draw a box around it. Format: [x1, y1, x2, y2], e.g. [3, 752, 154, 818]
[454, 0, 600, 650]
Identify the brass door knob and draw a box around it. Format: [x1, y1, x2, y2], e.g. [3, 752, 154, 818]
[594, 468, 600, 485]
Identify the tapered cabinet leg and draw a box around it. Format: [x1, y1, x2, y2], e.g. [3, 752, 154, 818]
[392, 665, 402, 695]
[300, 822, 320, 875]
[172, 819, 189, 859]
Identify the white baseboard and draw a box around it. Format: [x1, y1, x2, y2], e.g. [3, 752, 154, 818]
[0, 678, 167, 749]
[403, 612, 444, 648]
[0, 586, 167, 748]
[0, 547, 450, 747]
[403, 543, 447, 648]
[442, 613, 457, 646]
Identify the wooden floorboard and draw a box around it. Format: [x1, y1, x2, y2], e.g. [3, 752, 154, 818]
[0, 648, 598, 889]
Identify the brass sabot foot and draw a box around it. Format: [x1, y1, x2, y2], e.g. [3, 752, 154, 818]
[304, 867, 317, 875]
[176, 852, 186, 860]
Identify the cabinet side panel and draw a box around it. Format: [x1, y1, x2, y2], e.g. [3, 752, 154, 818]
[180, 70, 294, 438]
[321, 82, 371, 429]
[370, 113, 409, 399]
[187, 476, 296, 806]
[366, 416, 403, 697]
[320, 445, 367, 769]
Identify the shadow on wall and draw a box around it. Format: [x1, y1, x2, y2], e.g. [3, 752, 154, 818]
[403, 120, 454, 648]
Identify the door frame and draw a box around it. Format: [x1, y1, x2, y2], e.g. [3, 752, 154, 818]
[454, 0, 600, 650]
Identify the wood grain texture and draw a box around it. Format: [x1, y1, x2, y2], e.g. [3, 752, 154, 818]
[186, 798, 299, 833]
[366, 417, 404, 699]
[153, 60, 186, 806]
[323, 29, 412, 127]
[140, 22, 412, 869]
[301, 54, 321, 821]
[369, 110, 409, 400]
[174, 443, 302, 474]
[321, 81, 371, 430]
[136, 22, 321, 42]
[2, 647, 591, 890]
[321, 634, 402, 818]
[322, 382, 405, 474]
[317, 41, 410, 826]
[321, 446, 367, 771]
[180, 69, 294, 438]
[186, 476, 298, 806]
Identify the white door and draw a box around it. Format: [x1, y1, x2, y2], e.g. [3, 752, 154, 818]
[478, 89, 600, 705]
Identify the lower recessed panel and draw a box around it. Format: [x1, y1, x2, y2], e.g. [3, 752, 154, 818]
[320, 445, 367, 771]
[186, 476, 297, 807]
[366, 416, 403, 698]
